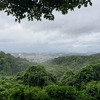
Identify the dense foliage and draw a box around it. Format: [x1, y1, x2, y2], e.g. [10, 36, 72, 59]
[1, 52, 100, 100]
[65, 60, 100, 89]
[22, 65, 56, 87]
[0, 51, 32, 78]
[0, 0, 92, 22]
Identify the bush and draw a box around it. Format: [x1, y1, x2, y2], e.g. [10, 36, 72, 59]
[45, 85, 78, 100]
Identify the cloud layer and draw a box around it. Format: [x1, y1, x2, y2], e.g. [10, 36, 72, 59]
[0, 0, 100, 53]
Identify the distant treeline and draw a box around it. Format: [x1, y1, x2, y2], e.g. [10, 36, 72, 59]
[42, 53, 100, 70]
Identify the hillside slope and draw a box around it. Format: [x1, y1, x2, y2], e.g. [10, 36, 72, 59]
[42, 53, 100, 71]
[0, 51, 33, 77]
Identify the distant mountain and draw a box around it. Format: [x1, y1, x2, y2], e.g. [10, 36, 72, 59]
[42, 53, 100, 71]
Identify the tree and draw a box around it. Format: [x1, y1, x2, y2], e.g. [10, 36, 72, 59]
[45, 85, 78, 100]
[23, 65, 56, 87]
[0, 0, 8, 10]
[0, 0, 92, 22]
[66, 60, 100, 89]
[85, 81, 100, 100]
[59, 69, 74, 85]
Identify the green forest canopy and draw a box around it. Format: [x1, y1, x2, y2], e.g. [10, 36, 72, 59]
[1, 51, 100, 99]
[0, 51, 33, 77]
[0, 0, 92, 22]
[1, 59, 100, 100]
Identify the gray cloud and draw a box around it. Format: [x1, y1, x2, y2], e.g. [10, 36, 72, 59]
[0, 0, 100, 53]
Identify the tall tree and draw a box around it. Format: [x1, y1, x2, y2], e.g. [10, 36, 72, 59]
[0, 0, 92, 22]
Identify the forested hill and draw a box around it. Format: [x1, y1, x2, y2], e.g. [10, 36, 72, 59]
[1, 52, 100, 99]
[0, 51, 33, 77]
[42, 53, 100, 71]
[1, 57, 100, 100]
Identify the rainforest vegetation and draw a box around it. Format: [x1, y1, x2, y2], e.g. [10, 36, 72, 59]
[0, 51, 100, 100]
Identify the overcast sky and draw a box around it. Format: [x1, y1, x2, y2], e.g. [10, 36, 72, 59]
[0, 0, 100, 53]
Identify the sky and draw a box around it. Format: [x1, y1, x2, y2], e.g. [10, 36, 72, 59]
[0, 0, 100, 53]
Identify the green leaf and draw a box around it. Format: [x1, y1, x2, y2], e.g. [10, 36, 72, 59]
[78, 5, 81, 9]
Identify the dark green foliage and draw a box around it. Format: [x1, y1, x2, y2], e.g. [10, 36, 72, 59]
[0, 51, 31, 77]
[66, 60, 100, 89]
[85, 81, 100, 100]
[24, 87, 49, 100]
[9, 85, 25, 100]
[59, 69, 74, 85]
[1, 83, 50, 100]
[44, 65, 72, 81]
[9, 85, 49, 100]
[0, 0, 8, 10]
[77, 90, 92, 100]
[0, 0, 92, 22]
[0, 85, 9, 100]
[23, 65, 56, 87]
[45, 85, 78, 100]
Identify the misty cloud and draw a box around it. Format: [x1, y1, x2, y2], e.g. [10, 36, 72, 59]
[0, 0, 100, 53]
